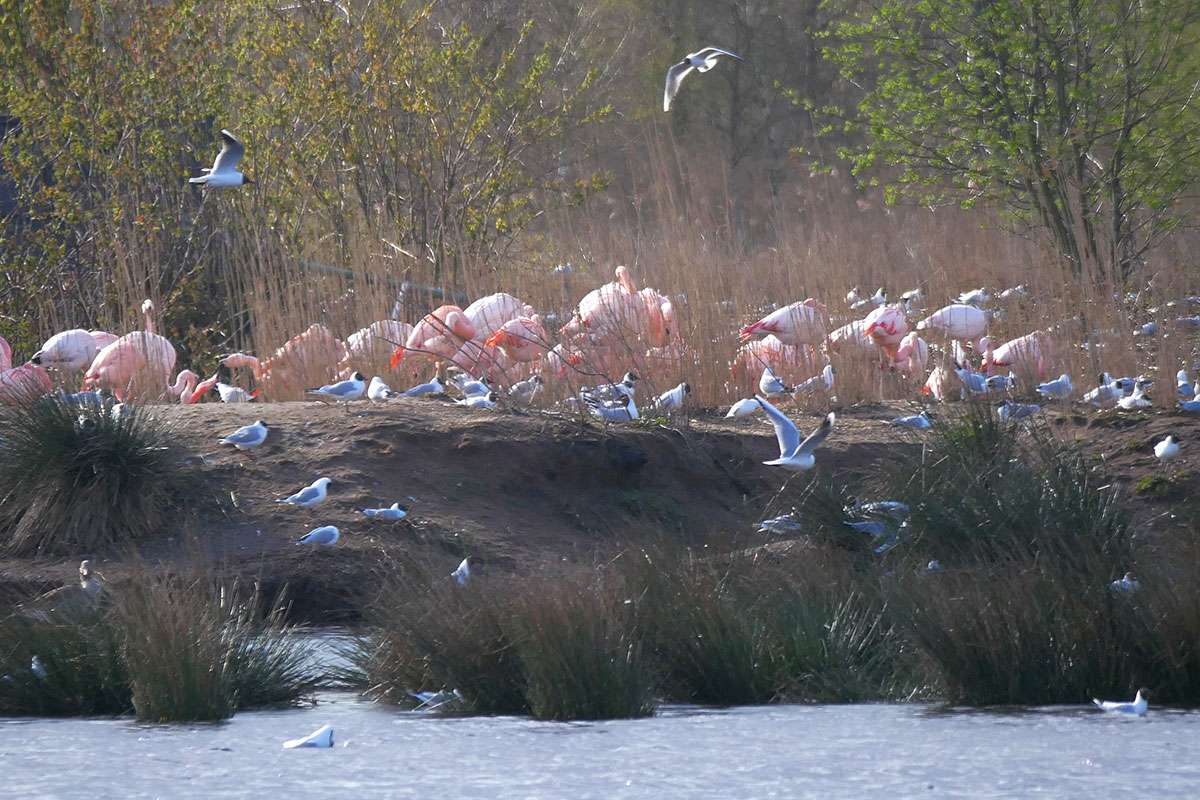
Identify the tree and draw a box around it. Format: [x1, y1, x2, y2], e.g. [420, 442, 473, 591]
[819, 0, 1200, 279]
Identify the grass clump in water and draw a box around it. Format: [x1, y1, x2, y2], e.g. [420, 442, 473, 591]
[0, 397, 194, 556]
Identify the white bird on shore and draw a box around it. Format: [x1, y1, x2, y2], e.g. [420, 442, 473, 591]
[759, 367, 789, 398]
[283, 724, 335, 748]
[998, 401, 1041, 422]
[307, 372, 366, 403]
[793, 365, 835, 396]
[1180, 397, 1200, 413]
[985, 372, 1016, 393]
[663, 46, 745, 112]
[367, 376, 398, 402]
[1117, 382, 1151, 410]
[957, 287, 990, 307]
[1155, 435, 1180, 462]
[1177, 369, 1194, 399]
[296, 525, 339, 546]
[451, 557, 470, 586]
[403, 376, 445, 397]
[212, 382, 252, 403]
[362, 502, 408, 521]
[586, 393, 639, 422]
[846, 287, 862, 305]
[455, 391, 498, 410]
[1093, 689, 1149, 716]
[1036, 373, 1073, 400]
[507, 375, 543, 407]
[955, 365, 988, 396]
[277, 477, 332, 508]
[654, 382, 691, 412]
[890, 411, 932, 429]
[1084, 373, 1124, 408]
[451, 374, 489, 398]
[726, 398, 761, 418]
[582, 372, 638, 403]
[219, 420, 269, 449]
[997, 284, 1027, 301]
[189, 129, 250, 188]
[1135, 321, 1158, 337]
[755, 396, 835, 472]
[1110, 572, 1140, 593]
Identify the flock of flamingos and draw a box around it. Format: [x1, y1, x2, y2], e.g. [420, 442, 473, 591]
[0, 263, 1181, 429]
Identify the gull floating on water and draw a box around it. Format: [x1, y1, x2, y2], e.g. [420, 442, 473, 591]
[367, 376, 398, 402]
[283, 724, 335, 748]
[307, 372, 366, 404]
[1093, 689, 1149, 716]
[296, 525, 339, 546]
[189, 129, 250, 188]
[451, 558, 470, 586]
[362, 502, 408, 521]
[278, 477, 332, 508]
[755, 396, 835, 472]
[219, 420, 269, 450]
[663, 46, 745, 112]
[403, 376, 444, 397]
[726, 398, 761, 418]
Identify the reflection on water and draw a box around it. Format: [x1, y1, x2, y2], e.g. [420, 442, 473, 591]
[4, 697, 1200, 799]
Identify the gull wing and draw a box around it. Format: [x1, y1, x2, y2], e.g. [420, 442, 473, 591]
[755, 395, 801, 458]
[664, 61, 694, 112]
[210, 129, 245, 175]
[222, 425, 262, 445]
[287, 485, 320, 504]
[796, 412, 836, 456]
[694, 46, 745, 62]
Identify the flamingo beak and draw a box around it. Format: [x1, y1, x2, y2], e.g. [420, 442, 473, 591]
[484, 331, 508, 349]
[566, 354, 583, 366]
[389, 347, 405, 369]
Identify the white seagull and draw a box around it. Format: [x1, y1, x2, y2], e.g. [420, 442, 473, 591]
[296, 525, 339, 546]
[758, 513, 803, 534]
[793, 365, 835, 396]
[654, 382, 691, 412]
[1093, 689, 1149, 716]
[307, 372, 366, 404]
[759, 367, 790, 397]
[189, 129, 250, 188]
[362, 502, 408, 521]
[1155, 435, 1181, 462]
[663, 47, 745, 112]
[451, 374, 490, 398]
[726, 398, 761, 418]
[367, 376, 398, 402]
[1117, 382, 1151, 410]
[403, 376, 445, 397]
[957, 287, 990, 307]
[755, 396, 835, 472]
[998, 401, 1041, 422]
[1177, 369, 1194, 399]
[283, 724, 335, 748]
[277, 477, 332, 508]
[1110, 572, 1140, 593]
[218, 420, 269, 449]
[586, 393, 639, 422]
[890, 411, 932, 429]
[582, 372, 638, 403]
[451, 557, 470, 586]
[1036, 373, 1073, 400]
[507, 375, 543, 407]
[455, 391, 498, 410]
[213, 382, 253, 403]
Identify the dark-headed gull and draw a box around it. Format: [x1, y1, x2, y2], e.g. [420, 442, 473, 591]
[755, 396, 835, 471]
[283, 724, 335, 748]
[1155, 435, 1181, 462]
[451, 557, 470, 586]
[278, 477, 332, 508]
[582, 372, 638, 403]
[726, 398, 761, 418]
[362, 502, 408, 521]
[212, 382, 252, 403]
[1036, 373, 1073, 400]
[219, 420, 269, 450]
[957, 287, 990, 307]
[890, 411, 932, 429]
[403, 376, 445, 397]
[507, 375, 543, 407]
[367, 375, 398, 402]
[1117, 382, 1151, 410]
[793, 365, 835, 396]
[1177, 369, 1194, 399]
[296, 525, 339, 546]
[586, 392, 638, 422]
[189, 129, 250, 188]
[654, 382, 691, 412]
[758, 513, 803, 534]
[758, 367, 789, 398]
[1092, 688, 1149, 716]
[663, 47, 745, 112]
[455, 391, 498, 410]
[451, 374, 489, 398]
[307, 372, 366, 404]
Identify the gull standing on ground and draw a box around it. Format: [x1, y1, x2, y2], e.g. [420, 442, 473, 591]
[188, 130, 251, 188]
[998, 400, 1041, 422]
[793, 365, 835, 396]
[1093, 689, 1149, 716]
[1155, 434, 1181, 463]
[296, 525, 339, 546]
[362, 503, 408, 521]
[757, 513, 804, 534]
[1117, 381, 1151, 410]
[654, 382, 691, 412]
[307, 372, 366, 404]
[1036, 373, 1073, 400]
[367, 375, 398, 402]
[957, 287, 990, 307]
[451, 374, 490, 398]
[219, 420, 269, 450]
[451, 558, 470, 586]
[277, 477, 332, 508]
[891, 411, 932, 429]
[507, 375, 543, 407]
[586, 393, 639, 422]
[212, 382, 253, 403]
[755, 396, 835, 472]
[759, 367, 789, 398]
[1177, 369, 1194, 399]
[403, 376, 445, 397]
[582, 372, 638, 403]
[456, 391, 498, 410]
[663, 47, 745, 112]
[726, 398, 761, 418]
[283, 724, 335, 748]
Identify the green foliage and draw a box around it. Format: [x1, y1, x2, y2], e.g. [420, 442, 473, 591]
[818, 0, 1200, 276]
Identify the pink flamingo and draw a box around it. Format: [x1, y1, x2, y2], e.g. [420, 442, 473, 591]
[0, 335, 11, 372]
[463, 293, 534, 340]
[0, 362, 53, 404]
[344, 320, 414, 364]
[915, 304, 989, 341]
[560, 266, 648, 343]
[485, 316, 549, 363]
[730, 335, 820, 391]
[83, 301, 188, 401]
[739, 299, 827, 347]
[827, 320, 875, 354]
[981, 331, 1053, 379]
[389, 306, 475, 369]
[221, 323, 347, 400]
[861, 303, 910, 350]
[890, 332, 929, 376]
[32, 328, 118, 373]
[920, 365, 959, 402]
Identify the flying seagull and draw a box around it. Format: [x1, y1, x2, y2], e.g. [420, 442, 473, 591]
[664, 47, 745, 112]
[189, 129, 250, 188]
[755, 396, 835, 472]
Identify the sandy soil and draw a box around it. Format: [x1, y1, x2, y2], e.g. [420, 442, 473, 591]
[0, 397, 1194, 621]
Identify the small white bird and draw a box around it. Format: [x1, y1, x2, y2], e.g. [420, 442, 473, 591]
[219, 420, 269, 450]
[507, 375, 543, 407]
[985, 372, 1016, 393]
[845, 287, 862, 305]
[1134, 321, 1159, 337]
[1180, 398, 1200, 413]
[451, 557, 470, 586]
[1110, 572, 1141, 593]
[793, 365, 835, 396]
[455, 391, 498, 410]
[1177, 369, 1194, 399]
[998, 401, 1041, 422]
[957, 287, 990, 307]
[1036, 373, 1073, 400]
[296, 525, 339, 546]
[726, 398, 761, 418]
[755, 396, 835, 472]
[1093, 688, 1149, 716]
[582, 372, 638, 403]
[189, 129, 251, 188]
[277, 477, 332, 508]
[997, 284, 1027, 301]
[1117, 382, 1151, 410]
[925, 560, 944, 573]
[367, 375, 398, 402]
[955, 366, 988, 396]
[1084, 373, 1124, 408]
[307, 372, 366, 403]
[283, 724, 335, 748]
[403, 376, 445, 397]
[868, 287, 887, 306]
[362, 502, 408, 521]
[759, 367, 790, 397]
[654, 382, 691, 412]
[890, 411, 932, 429]
[30, 655, 47, 680]
[1155, 434, 1181, 462]
[451, 374, 490, 398]
[586, 393, 639, 422]
[757, 513, 803, 534]
[213, 382, 252, 403]
[663, 46, 745, 112]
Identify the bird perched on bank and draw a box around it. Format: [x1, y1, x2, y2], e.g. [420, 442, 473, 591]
[663, 46, 745, 112]
[455, 391, 498, 410]
[793, 365, 835, 396]
[219, 420, 269, 450]
[1036, 373, 1073, 400]
[1177, 369, 1194, 399]
[759, 367, 790, 398]
[985, 372, 1016, 393]
[403, 375, 445, 397]
[1180, 397, 1200, 413]
[726, 398, 761, 418]
[998, 401, 1041, 422]
[955, 364, 988, 396]
[283, 724, 335, 748]
[278, 477, 332, 508]
[1110, 572, 1140, 593]
[586, 392, 639, 422]
[362, 502, 408, 521]
[755, 397, 835, 472]
[957, 287, 990, 307]
[189, 129, 251, 188]
[507, 375, 543, 407]
[654, 382, 691, 412]
[1135, 321, 1158, 337]
[451, 557, 470, 586]
[212, 382, 253, 403]
[307, 372, 366, 404]
[582, 372, 638, 403]
[366, 376, 398, 402]
[451, 373, 489, 398]
[1084, 373, 1127, 408]
[890, 411, 932, 429]
[1093, 688, 1149, 716]
[997, 284, 1027, 301]
[296, 525, 339, 546]
[1117, 381, 1151, 410]
[1155, 434, 1181, 463]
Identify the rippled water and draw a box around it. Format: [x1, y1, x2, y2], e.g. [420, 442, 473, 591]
[4, 697, 1200, 799]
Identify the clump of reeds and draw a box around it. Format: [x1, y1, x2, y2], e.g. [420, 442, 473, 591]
[0, 397, 194, 556]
